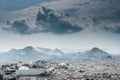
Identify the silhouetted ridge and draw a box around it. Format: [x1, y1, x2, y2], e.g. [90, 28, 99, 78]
[90, 47, 105, 53]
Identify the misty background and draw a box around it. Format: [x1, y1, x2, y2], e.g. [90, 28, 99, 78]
[0, 0, 120, 55]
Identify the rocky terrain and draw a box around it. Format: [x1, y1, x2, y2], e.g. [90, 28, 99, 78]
[0, 59, 120, 80]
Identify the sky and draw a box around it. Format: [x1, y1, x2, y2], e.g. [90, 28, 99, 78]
[0, 0, 120, 54]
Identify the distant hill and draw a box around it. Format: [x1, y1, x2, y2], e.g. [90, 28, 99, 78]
[0, 46, 113, 63]
[84, 47, 112, 59]
[0, 46, 65, 63]
[64, 47, 112, 60]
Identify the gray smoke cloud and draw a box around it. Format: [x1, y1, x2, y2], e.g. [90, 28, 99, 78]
[3, 7, 83, 35]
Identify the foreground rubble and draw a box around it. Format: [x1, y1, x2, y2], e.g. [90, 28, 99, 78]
[0, 59, 120, 80]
